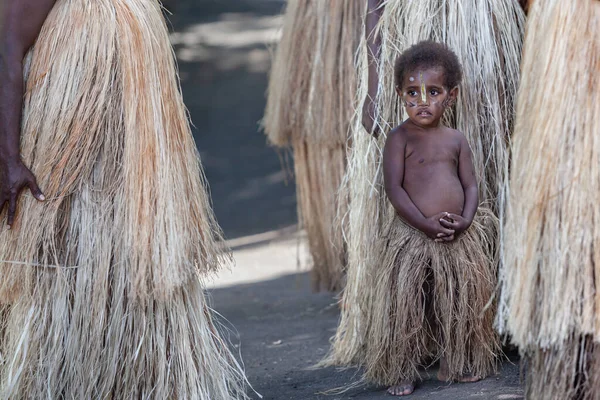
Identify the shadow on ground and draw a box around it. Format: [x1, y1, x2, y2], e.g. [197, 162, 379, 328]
[210, 273, 524, 400]
[170, 0, 296, 240]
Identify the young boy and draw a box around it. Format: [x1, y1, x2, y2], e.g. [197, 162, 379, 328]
[369, 41, 499, 396]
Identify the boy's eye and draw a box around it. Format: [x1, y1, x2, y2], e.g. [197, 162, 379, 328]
[407, 90, 417, 96]
[429, 89, 439, 96]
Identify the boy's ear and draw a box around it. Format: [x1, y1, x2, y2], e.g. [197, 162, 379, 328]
[395, 85, 402, 97]
[445, 86, 459, 107]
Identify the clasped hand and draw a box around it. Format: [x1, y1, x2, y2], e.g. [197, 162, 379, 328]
[423, 212, 470, 242]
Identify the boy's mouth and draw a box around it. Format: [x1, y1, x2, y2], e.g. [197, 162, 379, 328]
[416, 109, 432, 117]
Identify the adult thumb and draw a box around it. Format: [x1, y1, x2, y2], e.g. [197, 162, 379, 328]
[29, 179, 45, 201]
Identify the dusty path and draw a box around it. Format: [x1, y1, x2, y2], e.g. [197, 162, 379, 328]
[208, 233, 523, 400]
[175, 1, 525, 398]
[171, 0, 296, 239]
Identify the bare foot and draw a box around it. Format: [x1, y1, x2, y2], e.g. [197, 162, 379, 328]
[456, 373, 481, 383]
[387, 381, 415, 396]
[436, 357, 481, 383]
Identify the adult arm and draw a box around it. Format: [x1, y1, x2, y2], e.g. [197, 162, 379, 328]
[0, 0, 56, 227]
[519, 0, 531, 13]
[383, 130, 454, 239]
[361, 0, 384, 136]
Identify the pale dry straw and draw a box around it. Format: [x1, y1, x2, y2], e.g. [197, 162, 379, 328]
[498, 0, 600, 398]
[263, 0, 364, 291]
[0, 0, 248, 398]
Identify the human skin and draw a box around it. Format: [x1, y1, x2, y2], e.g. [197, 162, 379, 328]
[0, 0, 56, 227]
[383, 67, 478, 241]
[361, 0, 530, 134]
[361, 0, 384, 136]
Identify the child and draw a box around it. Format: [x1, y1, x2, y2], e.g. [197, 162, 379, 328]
[370, 41, 499, 396]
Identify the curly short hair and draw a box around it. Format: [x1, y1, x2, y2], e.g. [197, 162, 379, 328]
[394, 41, 462, 89]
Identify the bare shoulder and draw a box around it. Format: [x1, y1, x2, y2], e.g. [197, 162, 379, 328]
[443, 127, 469, 145]
[385, 125, 410, 147]
[442, 126, 463, 138]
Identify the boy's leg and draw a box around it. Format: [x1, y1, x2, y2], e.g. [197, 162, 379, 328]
[365, 233, 433, 393]
[420, 266, 480, 383]
[386, 266, 436, 395]
[432, 236, 498, 382]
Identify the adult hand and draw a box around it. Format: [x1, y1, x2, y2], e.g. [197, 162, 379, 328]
[423, 212, 455, 241]
[0, 159, 44, 227]
[361, 98, 379, 138]
[438, 213, 471, 238]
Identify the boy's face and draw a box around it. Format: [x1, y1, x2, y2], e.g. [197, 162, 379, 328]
[395, 66, 458, 128]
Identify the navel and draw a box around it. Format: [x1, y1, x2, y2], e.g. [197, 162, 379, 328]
[419, 158, 425, 164]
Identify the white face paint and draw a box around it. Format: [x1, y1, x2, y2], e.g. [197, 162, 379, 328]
[419, 72, 427, 104]
[401, 67, 454, 126]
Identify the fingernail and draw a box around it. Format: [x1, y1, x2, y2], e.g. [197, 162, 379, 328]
[39, 194, 46, 201]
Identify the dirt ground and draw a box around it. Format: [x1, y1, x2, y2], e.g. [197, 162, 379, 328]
[173, 1, 526, 399]
[209, 232, 524, 400]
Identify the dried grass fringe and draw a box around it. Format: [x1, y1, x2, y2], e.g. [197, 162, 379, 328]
[263, 0, 364, 291]
[293, 137, 347, 291]
[327, 210, 499, 385]
[0, 0, 248, 398]
[324, 0, 524, 374]
[498, 0, 600, 398]
[362, 211, 499, 385]
[498, 0, 600, 347]
[525, 336, 600, 400]
[263, 0, 363, 147]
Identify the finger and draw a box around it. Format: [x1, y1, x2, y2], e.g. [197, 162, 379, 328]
[28, 179, 45, 201]
[441, 228, 455, 236]
[0, 195, 6, 224]
[436, 229, 455, 238]
[7, 195, 17, 227]
[439, 219, 455, 228]
[447, 213, 461, 220]
[442, 235, 455, 242]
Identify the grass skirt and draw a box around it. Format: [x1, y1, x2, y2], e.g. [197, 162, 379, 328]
[524, 337, 600, 400]
[0, 0, 248, 398]
[263, 0, 364, 291]
[498, 1, 600, 398]
[362, 211, 499, 385]
[293, 137, 347, 292]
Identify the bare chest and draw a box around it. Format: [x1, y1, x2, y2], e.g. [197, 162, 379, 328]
[404, 137, 460, 168]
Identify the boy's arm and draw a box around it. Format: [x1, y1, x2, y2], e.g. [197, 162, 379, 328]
[441, 133, 478, 235]
[361, 0, 384, 136]
[383, 130, 454, 239]
[457, 134, 478, 223]
[0, 0, 55, 226]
